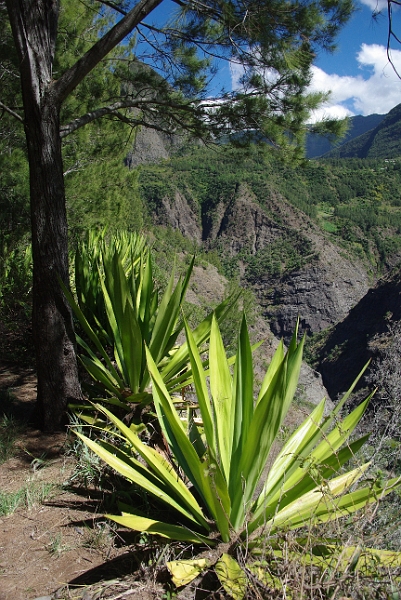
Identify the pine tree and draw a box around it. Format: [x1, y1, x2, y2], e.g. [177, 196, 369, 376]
[1, 0, 353, 430]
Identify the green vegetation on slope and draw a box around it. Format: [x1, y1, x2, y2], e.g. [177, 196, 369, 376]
[139, 145, 401, 272]
[324, 103, 401, 160]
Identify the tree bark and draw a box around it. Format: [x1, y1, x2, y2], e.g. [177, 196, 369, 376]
[6, 0, 82, 430]
[28, 99, 83, 431]
[5, 0, 164, 431]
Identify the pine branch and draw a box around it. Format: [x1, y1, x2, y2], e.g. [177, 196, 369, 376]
[53, 0, 163, 104]
[0, 100, 24, 123]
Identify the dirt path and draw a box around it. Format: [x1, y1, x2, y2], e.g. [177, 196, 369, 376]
[0, 366, 165, 600]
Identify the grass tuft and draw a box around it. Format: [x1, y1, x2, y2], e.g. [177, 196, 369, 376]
[0, 482, 58, 516]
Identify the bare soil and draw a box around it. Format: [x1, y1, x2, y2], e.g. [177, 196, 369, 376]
[0, 365, 166, 600]
[0, 362, 313, 600]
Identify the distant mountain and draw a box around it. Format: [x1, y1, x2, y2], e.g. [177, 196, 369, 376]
[306, 113, 385, 158]
[321, 103, 401, 159]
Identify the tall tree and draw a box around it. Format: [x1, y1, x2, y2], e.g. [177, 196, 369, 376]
[1, 0, 353, 430]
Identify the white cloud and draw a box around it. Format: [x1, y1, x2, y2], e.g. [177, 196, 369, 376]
[309, 43, 401, 121]
[230, 58, 279, 92]
[358, 0, 387, 11]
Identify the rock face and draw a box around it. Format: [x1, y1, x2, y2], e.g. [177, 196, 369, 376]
[299, 362, 333, 411]
[315, 267, 401, 399]
[155, 190, 202, 243]
[258, 247, 369, 343]
[154, 180, 370, 342]
[242, 187, 370, 342]
[209, 185, 285, 252]
[125, 127, 181, 168]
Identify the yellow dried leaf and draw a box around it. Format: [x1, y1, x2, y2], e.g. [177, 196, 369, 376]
[248, 561, 289, 599]
[167, 558, 210, 587]
[215, 554, 247, 600]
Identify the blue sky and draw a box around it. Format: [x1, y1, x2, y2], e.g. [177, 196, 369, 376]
[229, 0, 401, 119]
[309, 0, 401, 119]
[144, 1, 401, 118]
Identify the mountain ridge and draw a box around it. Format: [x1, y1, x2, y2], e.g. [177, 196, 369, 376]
[321, 103, 401, 159]
[306, 112, 386, 158]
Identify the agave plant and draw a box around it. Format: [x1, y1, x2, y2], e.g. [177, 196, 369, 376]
[64, 232, 236, 410]
[73, 229, 147, 338]
[74, 316, 401, 598]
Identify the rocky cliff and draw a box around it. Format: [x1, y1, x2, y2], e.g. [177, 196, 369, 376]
[151, 178, 370, 343]
[314, 266, 401, 399]
[257, 231, 370, 343]
[125, 127, 181, 168]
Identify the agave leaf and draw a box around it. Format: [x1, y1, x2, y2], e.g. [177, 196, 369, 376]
[167, 559, 211, 587]
[259, 399, 326, 495]
[187, 407, 207, 458]
[100, 259, 143, 392]
[231, 314, 254, 478]
[250, 434, 371, 534]
[250, 398, 326, 525]
[180, 255, 196, 303]
[249, 386, 372, 532]
[157, 260, 176, 316]
[121, 301, 144, 393]
[74, 431, 206, 526]
[108, 513, 211, 544]
[250, 395, 371, 530]
[161, 291, 240, 383]
[231, 330, 304, 529]
[161, 346, 243, 397]
[69, 413, 107, 427]
[265, 464, 379, 532]
[61, 280, 122, 385]
[149, 258, 191, 364]
[137, 249, 153, 325]
[79, 355, 122, 397]
[91, 403, 210, 529]
[209, 314, 233, 481]
[315, 361, 372, 441]
[256, 338, 285, 405]
[341, 546, 401, 572]
[183, 317, 214, 454]
[308, 396, 371, 464]
[149, 283, 184, 365]
[215, 554, 247, 600]
[146, 346, 231, 541]
[270, 542, 401, 575]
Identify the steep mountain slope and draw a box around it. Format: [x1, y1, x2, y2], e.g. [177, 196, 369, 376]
[313, 266, 401, 399]
[133, 134, 401, 403]
[306, 112, 385, 158]
[145, 166, 371, 342]
[208, 185, 370, 342]
[323, 103, 401, 159]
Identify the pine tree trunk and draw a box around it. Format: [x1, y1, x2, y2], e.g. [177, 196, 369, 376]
[28, 101, 82, 431]
[6, 0, 82, 431]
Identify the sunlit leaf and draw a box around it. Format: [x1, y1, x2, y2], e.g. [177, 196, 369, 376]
[215, 554, 247, 600]
[167, 558, 210, 586]
[108, 513, 211, 544]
